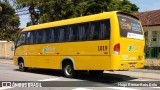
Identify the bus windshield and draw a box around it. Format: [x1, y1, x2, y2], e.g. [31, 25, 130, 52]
[118, 14, 143, 40]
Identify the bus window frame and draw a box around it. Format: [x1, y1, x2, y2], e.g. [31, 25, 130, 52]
[16, 19, 111, 46]
[16, 32, 27, 47]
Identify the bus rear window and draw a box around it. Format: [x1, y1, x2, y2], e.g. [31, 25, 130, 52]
[118, 15, 143, 40]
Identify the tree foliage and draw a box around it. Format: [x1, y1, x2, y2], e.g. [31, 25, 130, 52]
[0, 1, 20, 41]
[13, 0, 139, 26]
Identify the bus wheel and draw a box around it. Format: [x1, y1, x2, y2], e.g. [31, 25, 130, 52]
[63, 62, 75, 78]
[89, 70, 104, 76]
[18, 61, 28, 72]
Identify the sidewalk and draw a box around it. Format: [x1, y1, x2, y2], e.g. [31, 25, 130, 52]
[106, 69, 160, 80]
[130, 68, 160, 74]
[0, 59, 13, 65]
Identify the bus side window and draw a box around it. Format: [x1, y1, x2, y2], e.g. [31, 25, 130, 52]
[89, 21, 100, 40]
[54, 28, 59, 43]
[71, 24, 79, 41]
[99, 19, 110, 39]
[30, 31, 36, 44]
[87, 22, 93, 40]
[16, 32, 26, 47]
[78, 23, 88, 41]
[66, 25, 78, 41]
[42, 29, 48, 43]
[66, 26, 72, 42]
[26, 32, 31, 44]
[105, 19, 110, 39]
[59, 27, 65, 42]
[50, 28, 55, 43]
[35, 30, 43, 44]
[45, 29, 51, 43]
[50, 28, 59, 43]
[42, 29, 47, 43]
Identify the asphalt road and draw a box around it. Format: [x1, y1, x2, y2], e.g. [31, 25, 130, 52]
[0, 63, 160, 90]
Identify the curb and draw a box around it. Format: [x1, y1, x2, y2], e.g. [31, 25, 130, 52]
[130, 69, 160, 74]
[106, 70, 160, 80]
[0, 60, 13, 65]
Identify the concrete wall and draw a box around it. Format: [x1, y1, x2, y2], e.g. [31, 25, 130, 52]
[0, 42, 14, 59]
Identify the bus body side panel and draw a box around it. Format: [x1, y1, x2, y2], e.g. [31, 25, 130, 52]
[25, 44, 55, 68]
[49, 40, 111, 70]
[14, 56, 19, 66]
[17, 40, 111, 70]
[14, 38, 111, 70]
[43, 55, 111, 70]
[14, 45, 31, 67]
[71, 56, 111, 70]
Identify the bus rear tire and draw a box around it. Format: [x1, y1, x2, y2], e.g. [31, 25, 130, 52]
[18, 61, 28, 72]
[89, 70, 104, 76]
[63, 62, 75, 78]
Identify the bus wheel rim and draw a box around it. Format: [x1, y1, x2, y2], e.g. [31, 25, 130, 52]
[19, 62, 24, 69]
[65, 65, 72, 76]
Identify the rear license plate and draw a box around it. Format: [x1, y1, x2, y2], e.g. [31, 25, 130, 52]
[130, 63, 135, 67]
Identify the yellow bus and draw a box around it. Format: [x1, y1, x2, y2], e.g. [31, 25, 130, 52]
[14, 11, 145, 78]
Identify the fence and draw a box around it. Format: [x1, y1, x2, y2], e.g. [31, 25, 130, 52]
[145, 47, 160, 59]
[0, 42, 14, 59]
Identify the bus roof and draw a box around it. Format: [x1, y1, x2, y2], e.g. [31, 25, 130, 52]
[22, 11, 135, 32]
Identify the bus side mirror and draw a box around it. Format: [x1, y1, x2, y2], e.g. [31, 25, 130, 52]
[13, 38, 17, 44]
[11, 46, 15, 51]
[13, 38, 18, 48]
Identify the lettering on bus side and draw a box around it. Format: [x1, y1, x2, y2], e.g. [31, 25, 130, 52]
[98, 46, 108, 51]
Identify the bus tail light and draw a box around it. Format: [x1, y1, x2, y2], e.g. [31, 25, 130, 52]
[114, 43, 120, 55]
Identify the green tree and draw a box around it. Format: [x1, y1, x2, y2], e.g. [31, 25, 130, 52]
[0, 1, 20, 41]
[13, 0, 139, 26]
[13, 0, 39, 25]
[120, 0, 139, 13]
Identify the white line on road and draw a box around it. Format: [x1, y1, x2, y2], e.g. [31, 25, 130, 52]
[0, 87, 12, 90]
[106, 87, 139, 90]
[151, 87, 160, 89]
[72, 87, 92, 90]
[38, 77, 60, 81]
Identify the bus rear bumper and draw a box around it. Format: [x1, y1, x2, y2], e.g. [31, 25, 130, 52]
[111, 61, 144, 70]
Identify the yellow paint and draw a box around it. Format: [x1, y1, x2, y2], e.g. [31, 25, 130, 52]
[14, 11, 145, 70]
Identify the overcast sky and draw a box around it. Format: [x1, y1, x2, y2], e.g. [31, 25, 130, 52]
[18, 0, 160, 28]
